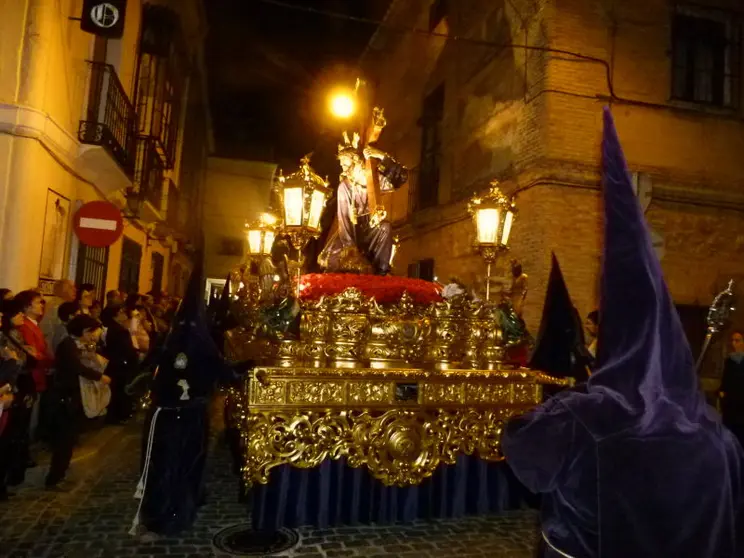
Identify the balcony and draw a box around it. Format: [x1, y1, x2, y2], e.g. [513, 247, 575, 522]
[77, 62, 137, 194]
[134, 137, 165, 222]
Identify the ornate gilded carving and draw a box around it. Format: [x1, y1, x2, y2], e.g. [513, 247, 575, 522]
[252, 378, 286, 405]
[347, 382, 390, 404]
[247, 366, 571, 410]
[287, 381, 345, 405]
[462, 300, 490, 369]
[273, 339, 305, 367]
[426, 297, 467, 370]
[366, 292, 431, 368]
[300, 297, 330, 368]
[241, 408, 510, 488]
[325, 288, 371, 368]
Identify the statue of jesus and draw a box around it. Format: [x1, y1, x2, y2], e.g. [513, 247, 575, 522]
[319, 131, 408, 275]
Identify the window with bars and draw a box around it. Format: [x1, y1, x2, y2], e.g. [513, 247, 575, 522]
[75, 244, 109, 301]
[119, 237, 142, 295]
[417, 84, 445, 211]
[671, 7, 741, 108]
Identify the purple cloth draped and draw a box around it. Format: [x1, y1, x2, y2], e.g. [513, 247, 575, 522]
[502, 108, 744, 558]
[325, 177, 393, 274]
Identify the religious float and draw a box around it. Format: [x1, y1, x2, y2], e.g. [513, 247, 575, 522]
[223, 93, 571, 530]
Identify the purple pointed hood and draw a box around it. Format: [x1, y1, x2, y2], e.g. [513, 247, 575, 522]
[588, 108, 705, 420]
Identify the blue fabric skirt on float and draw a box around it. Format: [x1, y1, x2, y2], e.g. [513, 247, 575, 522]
[251, 454, 536, 530]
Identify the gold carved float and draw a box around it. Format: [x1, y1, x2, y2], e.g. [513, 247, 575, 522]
[223, 139, 568, 491]
[228, 366, 568, 487]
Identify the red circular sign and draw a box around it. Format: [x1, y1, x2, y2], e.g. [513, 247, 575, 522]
[73, 201, 124, 248]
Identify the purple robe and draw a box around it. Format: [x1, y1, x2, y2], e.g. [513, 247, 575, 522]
[502, 108, 744, 558]
[323, 156, 406, 275]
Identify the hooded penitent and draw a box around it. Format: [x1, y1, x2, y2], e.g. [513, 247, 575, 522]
[528, 253, 591, 385]
[501, 108, 743, 558]
[131, 252, 233, 536]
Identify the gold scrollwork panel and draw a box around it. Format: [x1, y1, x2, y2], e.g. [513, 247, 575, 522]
[241, 409, 512, 488]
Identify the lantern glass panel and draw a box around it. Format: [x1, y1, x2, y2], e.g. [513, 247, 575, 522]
[307, 189, 326, 230]
[476, 208, 500, 244]
[501, 211, 514, 246]
[283, 187, 304, 226]
[247, 230, 262, 255]
[264, 231, 276, 255]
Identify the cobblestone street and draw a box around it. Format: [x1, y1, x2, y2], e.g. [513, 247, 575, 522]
[0, 421, 538, 558]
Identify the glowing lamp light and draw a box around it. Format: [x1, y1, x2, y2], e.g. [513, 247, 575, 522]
[468, 182, 517, 300]
[330, 91, 355, 119]
[279, 156, 331, 238]
[245, 213, 279, 257]
[283, 187, 304, 227]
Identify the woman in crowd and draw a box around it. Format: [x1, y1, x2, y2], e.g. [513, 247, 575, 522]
[77, 284, 96, 316]
[51, 302, 81, 352]
[101, 305, 139, 424]
[16, 290, 54, 447]
[126, 305, 150, 358]
[719, 330, 744, 446]
[90, 300, 102, 321]
[0, 299, 35, 486]
[0, 319, 22, 502]
[46, 315, 110, 491]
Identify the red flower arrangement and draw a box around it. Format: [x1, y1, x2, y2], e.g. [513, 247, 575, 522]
[299, 274, 443, 305]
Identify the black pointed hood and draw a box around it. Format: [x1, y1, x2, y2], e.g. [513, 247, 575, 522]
[152, 251, 229, 406]
[528, 253, 588, 380]
[588, 108, 705, 420]
[212, 274, 239, 333]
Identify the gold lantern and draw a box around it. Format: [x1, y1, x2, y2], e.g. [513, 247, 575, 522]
[277, 155, 331, 294]
[278, 155, 331, 251]
[468, 181, 516, 301]
[245, 212, 279, 258]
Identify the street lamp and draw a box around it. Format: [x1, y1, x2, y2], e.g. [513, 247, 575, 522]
[277, 155, 331, 293]
[329, 90, 356, 119]
[468, 181, 516, 301]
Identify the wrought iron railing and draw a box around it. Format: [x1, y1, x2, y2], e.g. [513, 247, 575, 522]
[78, 62, 137, 178]
[166, 178, 182, 229]
[135, 137, 165, 211]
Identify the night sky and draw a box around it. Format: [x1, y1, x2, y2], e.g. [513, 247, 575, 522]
[204, 0, 392, 179]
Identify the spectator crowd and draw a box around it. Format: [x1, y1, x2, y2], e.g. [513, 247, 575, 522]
[0, 280, 181, 499]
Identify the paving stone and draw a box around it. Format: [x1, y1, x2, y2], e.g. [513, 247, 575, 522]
[0, 419, 538, 558]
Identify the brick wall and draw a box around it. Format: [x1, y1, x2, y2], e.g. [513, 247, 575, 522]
[364, 0, 744, 337]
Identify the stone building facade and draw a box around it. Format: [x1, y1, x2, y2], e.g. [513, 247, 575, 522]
[0, 0, 212, 298]
[362, 0, 744, 366]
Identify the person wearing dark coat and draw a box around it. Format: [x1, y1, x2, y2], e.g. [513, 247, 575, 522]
[720, 331, 744, 447]
[0, 341, 22, 501]
[130, 254, 235, 537]
[501, 108, 744, 558]
[101, 305, 139, 424]
[46, 315, 110, 490]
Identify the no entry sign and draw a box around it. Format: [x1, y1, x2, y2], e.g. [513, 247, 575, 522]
[73, 201, 124, 248]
